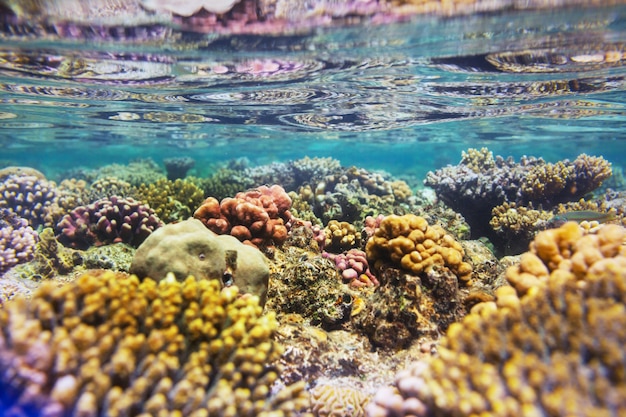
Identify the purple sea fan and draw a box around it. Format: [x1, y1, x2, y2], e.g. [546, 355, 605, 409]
[0, 210, 38, 273]
[56, 196, 163, 249]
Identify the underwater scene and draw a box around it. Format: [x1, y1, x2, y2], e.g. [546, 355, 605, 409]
[1, 0, 626, 416]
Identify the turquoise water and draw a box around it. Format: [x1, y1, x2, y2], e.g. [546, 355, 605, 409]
[1, 5, 625, 180]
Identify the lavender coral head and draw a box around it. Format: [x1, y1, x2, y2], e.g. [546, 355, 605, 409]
[56, 196, 163, 249]
[0, 210, 38, 273]
[0, 174, 57, 228]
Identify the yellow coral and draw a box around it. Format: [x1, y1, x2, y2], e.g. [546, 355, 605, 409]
[324, 220, 362, 252]
[366, 214, 472, 285]
[521, 161, 573, 201]
[382, 223, 626, 417]
[133, 178, 205, 223]
[309, 384, 370, 417]
[0, 271, 308, 416]
[460, 147, 495, 173]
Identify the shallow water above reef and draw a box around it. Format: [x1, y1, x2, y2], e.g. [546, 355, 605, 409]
[0, 3, 625, 179]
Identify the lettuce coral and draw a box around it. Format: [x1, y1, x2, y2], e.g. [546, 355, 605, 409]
[0, 271, 308, 416]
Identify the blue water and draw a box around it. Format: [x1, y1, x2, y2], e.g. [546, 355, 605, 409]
[0, 5, 625, 181]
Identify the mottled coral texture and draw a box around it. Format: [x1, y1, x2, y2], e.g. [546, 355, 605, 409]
[0, 174, 58, 228]
[0, 212, 38, 273]
[55, 196, 163, 249]
[367, 222, 626, 417]
[194, 184, 293, 248]
[0, 271, 308, 417]
[365, 214, 472, 285]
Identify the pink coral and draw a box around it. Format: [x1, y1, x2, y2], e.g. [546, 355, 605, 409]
[323, 249, 379, 287]
[194, 185, 293, 248]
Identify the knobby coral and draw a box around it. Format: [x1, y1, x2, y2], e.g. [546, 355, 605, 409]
[0, 271, 308, 417]
[0, 211, 38, 274]
[0, 174, 58, 228]
[365, 214, 472, 285]
[56, 196, 163, 249]
[367, 222, 626, 417]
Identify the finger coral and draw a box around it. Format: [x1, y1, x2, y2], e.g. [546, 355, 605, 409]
[365, 214, 472, 285]
[0, 271, 308, 417]
[55, 196, 163, 249]
[0, 211, 38, 274]
[0, 174, 58, 228]
[367, 222, 626, 417]
[194, 184, 293, 248]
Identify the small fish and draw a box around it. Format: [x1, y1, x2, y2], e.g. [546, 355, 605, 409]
[551, 210, 616, 225]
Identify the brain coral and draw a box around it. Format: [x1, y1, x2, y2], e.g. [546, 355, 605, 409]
[130, 218, 270, 306]
[367, 222, 626, 417]
[0, 271, 308, 417]
[365, 214, 472, 285]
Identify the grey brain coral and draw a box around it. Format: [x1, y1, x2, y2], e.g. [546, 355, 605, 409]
[0, 270, 308, 417]
[130, 218, 270, 306]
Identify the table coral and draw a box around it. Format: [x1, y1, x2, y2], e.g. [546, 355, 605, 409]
[365, 214, 472, 286]
[55, 196, 163, 249]
[0, 271, 308, 416]
[367, 222, 626, 417]
[0, 174, 58, 228]
[0, 211, 38, 274]
[194, 184, 293, 248]
[130, 218, 270, 306]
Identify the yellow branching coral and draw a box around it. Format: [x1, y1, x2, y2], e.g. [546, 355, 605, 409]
[521, 161, 573, 201]
[390, 180, 412, 202]
[0, 271, 308, 417]
[324, 220, 361, 253]
[365, 214, 472, 285]
[460, 147, 495, 173]
[369, 222, 626, 417]
[490, 202, 553, 234]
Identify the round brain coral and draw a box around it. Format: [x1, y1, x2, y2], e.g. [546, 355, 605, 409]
[365, 214, 472, 285]
[0, 271, 308, 417]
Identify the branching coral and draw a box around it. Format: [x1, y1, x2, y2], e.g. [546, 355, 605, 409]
[460, 147, 496, 173]
[0, 271, 308, 417]
[134, 178, 205, 223]
[55, 196, 163, 249]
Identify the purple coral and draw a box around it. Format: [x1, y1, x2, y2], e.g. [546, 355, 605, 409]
[56, 196, 163, 249]
[323, 248, 379, 287]
[0, 210, 38, 273]
[0, 174, 58, 228]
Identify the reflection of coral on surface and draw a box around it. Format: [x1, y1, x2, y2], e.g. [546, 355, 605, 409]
[55, 196, 163, 249]
[366, 214, 472, 285]
[194, 184, 293, 248]
[0, 211, 38, 273]
[367, 222, 626, 417]
[0, 271, 308, 416]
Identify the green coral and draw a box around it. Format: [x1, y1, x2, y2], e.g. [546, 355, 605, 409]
[133, 178, 204, 223]
[190, 167, 253, 201]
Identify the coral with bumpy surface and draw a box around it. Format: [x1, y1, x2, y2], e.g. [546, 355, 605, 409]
[130, 218, 270, 306]
[55, 196, 163, 249]
[365, 214, 472, 285]
[194, 184, 293, 248]
[324, 220, 362, 253]
[0, 174, 58, 228]
[323, 249, 379, 287]
[0, 271, 308, 417]
[367, 222, 626, 417]
[133, 178, 205, 223]
[0, 211, 38, 273]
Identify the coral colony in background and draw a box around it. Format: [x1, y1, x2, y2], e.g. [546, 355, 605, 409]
[0, 150, 626, 416]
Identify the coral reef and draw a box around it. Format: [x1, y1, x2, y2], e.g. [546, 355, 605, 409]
[87, 177, 132, 202]
[191, 166, 253, 201]
[0, 174, 58, 228]
[92, 158, 165, 187]
[163, 156, 195, 181]
[194, 184, 293, 248]
[133, 178, 205, 223]
[323, 249, 379, 287]
[489, 202, 554, 254]
[309, 384, 370, 417]
[130, 218, 270, 305]
[0, 211, 38, 274]
[367, 222, 626, 416]
[0, 271, 308, 416]
[365, 214, 472, 286]
[425, 149, 612, 252]
[55, 196, 163, 249]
